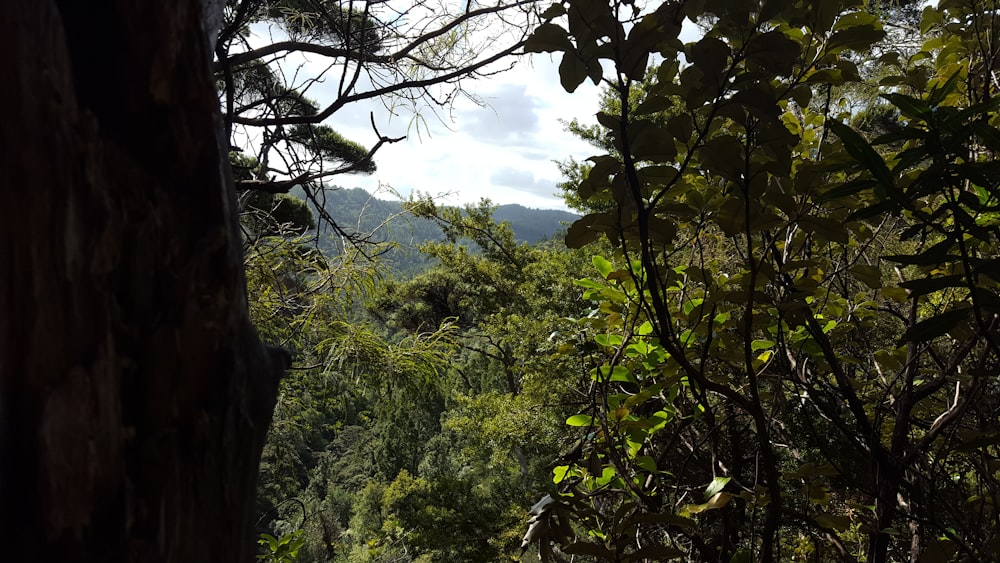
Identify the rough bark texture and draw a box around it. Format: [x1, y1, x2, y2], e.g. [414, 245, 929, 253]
[0, 2, 283, 561]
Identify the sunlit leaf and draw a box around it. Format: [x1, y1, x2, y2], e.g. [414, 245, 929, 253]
[705, 476, 731, 499]
[593, 255, 614, 278]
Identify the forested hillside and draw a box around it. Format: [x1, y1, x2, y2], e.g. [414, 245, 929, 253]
[244, 0, 1000, 562]
[300, 187, 578, 272]
[17, 0, 992, 561]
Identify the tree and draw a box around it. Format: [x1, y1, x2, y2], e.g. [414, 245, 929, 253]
[216, 0, 541, 238]
[0, 1, 287, 562]
[359, 203, 597, 560]
[524, 0, 1000, 561]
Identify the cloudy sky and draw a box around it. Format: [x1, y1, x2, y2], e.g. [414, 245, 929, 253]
[241, 18, 607, 212]
[321, 55, 603, 212]
[236, 9, 707, 212]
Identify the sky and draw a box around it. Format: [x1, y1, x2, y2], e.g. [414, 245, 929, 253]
[319, 56, 604, 212]
[242, 21, 607, 212]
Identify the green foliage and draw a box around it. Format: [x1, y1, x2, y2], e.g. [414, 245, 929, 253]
[303, 187, 576, 274]
[245, 191, 317, 235]
[251, 196, 597, 562]
[523, 0, 1000, 561]
[285, 125, 376, 174]
[346, 470, 516, 562]
[245, 2, 1000, 562]
[264, 0, 383, 52]
[260, 531, 306, 563]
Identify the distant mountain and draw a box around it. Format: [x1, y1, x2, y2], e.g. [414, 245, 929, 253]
[298, 187, 578, 272]
[493, 204, 580, 243]
[307, 187, 577, 243]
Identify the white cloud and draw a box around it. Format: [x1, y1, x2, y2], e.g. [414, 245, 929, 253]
[318, 56, 602, 212]
[238, 23, 605, 211]
[458, 83, 542, 145]
[489, 167, 560, 198]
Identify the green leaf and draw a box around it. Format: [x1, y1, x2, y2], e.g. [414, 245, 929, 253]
[883, 239, 957, 265]
[826, 120, 896, 197]
[593, 255, 614, 278]
[744, 30, 799, 75]
[567, 414, 595, 426]
[559, 52, 589, 93]
[928, 70, 962, 105]
[697, 492, 732, 511]
[783, 462, 841, 480]
[901, 307, 971, 342]
[525, 23, 573, 53]
[899, 274, 964, 297]
[587, 154, 622, 186]
[957, 429, 1000, 451]
[808, 482, 831, 504]
[759, 0, 792, 20]
[805, 68, 845, 85]
[817, 178, 877, 202]
[634, 95, 675, 116]
[596, 111, 620, 130]
[919, 5, 943, 34]
[563, 542, 617, 559]
[798, 215, 849, 244]
[606, 365, 632, 382]
[553, 465, 572, 483]
[666, 114, 693, 142]
[972, 122, 1000, 152]
[715, 198, 746, 237]
[621, 44, 650, 81]
[699, 135, 745, 185]
[630, 121, 678, 163]
[705, 476, 731, 499]
[540, 3, 566, 19]
[565, 212, 618, 248]
[826, 25, 885, 54]
[261, 533, 279, 552]
[919, 538, 959, 563]
[814, 511, 851, 531]
[881, 92, 932, 120]
[790, 83, 812, 107]
[850, 264, 883, 289]
[638, 165, 679, 186]
[731, 87, 780, 119]
[688, 37, 730, 78]
[635, 455, 658, 473]
[833, 11, 880, 31]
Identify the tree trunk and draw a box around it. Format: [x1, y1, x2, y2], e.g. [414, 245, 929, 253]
[0, 1, 284, 561]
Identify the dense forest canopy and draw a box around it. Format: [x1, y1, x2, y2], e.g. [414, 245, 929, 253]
[243, 0, 1000, 562]
[5, 0, 999, 561]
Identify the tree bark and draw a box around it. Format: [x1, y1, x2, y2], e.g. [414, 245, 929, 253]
[0, 1, 284, 561]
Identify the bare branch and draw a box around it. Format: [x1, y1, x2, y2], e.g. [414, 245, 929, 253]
[228, 39, 528, 127]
